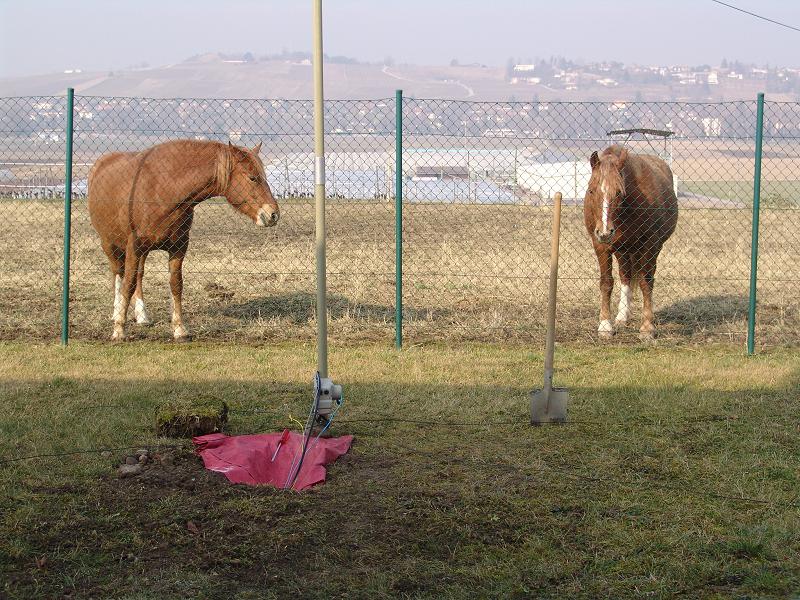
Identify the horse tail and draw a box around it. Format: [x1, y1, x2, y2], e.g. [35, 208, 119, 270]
[629, 271, 641, 298]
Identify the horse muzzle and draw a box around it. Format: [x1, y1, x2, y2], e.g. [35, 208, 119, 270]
[594, 227, 615, 245]
[256, 206, 280, 227]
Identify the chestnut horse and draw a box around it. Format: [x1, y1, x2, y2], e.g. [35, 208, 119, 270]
[88, 139, 280, 341]
[584, 145, 678, 340]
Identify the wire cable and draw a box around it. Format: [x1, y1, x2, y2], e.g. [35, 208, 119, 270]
[286, 391, 344, 490]
[0, 443, 185, 466]
[709, 0, 800, 33]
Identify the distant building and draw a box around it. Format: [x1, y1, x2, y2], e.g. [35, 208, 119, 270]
[702, 117, 722, 137]
[510, 76, 541, 85]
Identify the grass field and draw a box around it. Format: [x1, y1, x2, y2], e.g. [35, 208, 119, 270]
[1, 195, 799, 347]
[680, 179, 800, 208]
[1, 340, 798, 598]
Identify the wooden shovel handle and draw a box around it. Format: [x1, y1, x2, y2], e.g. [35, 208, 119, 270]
[543, 192, 562, 389]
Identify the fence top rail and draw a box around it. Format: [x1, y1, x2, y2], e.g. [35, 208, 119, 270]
[2, 94, 795, 107]
[56, 95, 398, 104]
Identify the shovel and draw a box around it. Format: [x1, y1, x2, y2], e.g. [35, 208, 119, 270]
[530, 192, 569, 424]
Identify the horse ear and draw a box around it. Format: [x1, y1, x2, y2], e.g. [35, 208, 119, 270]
[618, 147, 629, 165]
[590, 151, 600, 169]
[252, 142, 262, 155]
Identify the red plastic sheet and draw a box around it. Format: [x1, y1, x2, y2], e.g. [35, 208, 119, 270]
[193, 431, 353, 491]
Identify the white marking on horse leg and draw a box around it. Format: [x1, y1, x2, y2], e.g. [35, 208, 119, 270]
[133, 297, 152, 325]
[112, 274, 125, 340]
[171, 296, 189, 340]
[112, 275, 123, 321]
[598, 319, 614, 338]
[615, 284, 631, 325]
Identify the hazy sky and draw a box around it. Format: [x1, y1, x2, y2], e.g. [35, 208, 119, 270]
[2, 0, 800, 78]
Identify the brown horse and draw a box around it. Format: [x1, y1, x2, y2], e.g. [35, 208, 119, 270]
[584, 145, 678, 340]
[88, 139, 280, 341]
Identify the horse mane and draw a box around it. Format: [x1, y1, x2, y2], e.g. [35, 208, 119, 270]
[214, 143, 234, 194]
[597, 146, 628, 197]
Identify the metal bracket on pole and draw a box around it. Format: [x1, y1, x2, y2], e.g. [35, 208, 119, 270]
[315, 156, 326, 186]
[317, 376, 342, 417]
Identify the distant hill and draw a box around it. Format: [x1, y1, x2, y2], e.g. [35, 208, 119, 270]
[0, 53, 793, 101]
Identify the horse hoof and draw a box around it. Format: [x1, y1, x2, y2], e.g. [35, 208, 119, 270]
[174, 335, 193, 344]
[135, 317, 153, 327]
[639, 331, 656, 343]
[598, 330, 614, 340]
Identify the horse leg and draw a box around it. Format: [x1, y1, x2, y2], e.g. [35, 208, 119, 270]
[112, 237, 140, 341]
[615, 252, 633, 327]
[595, 246, 614, 338]
[132, 251, 153, 326]
[638, 250, 658, 341]
[168, 249, 191, 342]
[105, 244, 124, 323]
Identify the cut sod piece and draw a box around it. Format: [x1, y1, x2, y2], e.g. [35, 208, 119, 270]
[156, 400, 229, 438]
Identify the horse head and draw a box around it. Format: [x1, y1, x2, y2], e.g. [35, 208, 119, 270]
[216, 142, 280, 227]
[587, 146, 628, 244]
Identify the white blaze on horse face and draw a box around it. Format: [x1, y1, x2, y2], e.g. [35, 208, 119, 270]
[600, 180, 610, 235]
[616, 283, 631, 324]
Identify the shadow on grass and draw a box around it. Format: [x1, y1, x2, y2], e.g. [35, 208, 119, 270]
[2, 373, 799, 599]
[657, 294, 749, 334]
[217, 291, 450, 325]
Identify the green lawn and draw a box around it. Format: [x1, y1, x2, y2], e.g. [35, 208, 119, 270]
[1, 341, 799, 599]
[681, 179, 800, 207]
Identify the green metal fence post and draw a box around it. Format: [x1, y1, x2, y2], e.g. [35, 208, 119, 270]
[395, 89, 403, 349]
[60, 88, 75, 346]
[747, 92, 765, 355]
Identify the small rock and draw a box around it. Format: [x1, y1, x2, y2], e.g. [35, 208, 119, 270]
[138, 454, 149, 464]
[118, 464, 143, 478]
[135, 448, 149, 458]
[160, 454, 174, 466]
[124, 456, 138, 465]
[101, 451, 112, 458]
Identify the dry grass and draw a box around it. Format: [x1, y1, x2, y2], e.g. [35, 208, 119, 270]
[0, 196, 799, 346]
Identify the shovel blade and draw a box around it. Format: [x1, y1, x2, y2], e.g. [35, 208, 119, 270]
[529, 388, 569, 424]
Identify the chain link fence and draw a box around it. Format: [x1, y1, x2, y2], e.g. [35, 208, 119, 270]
[0, 94, 798, 345]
